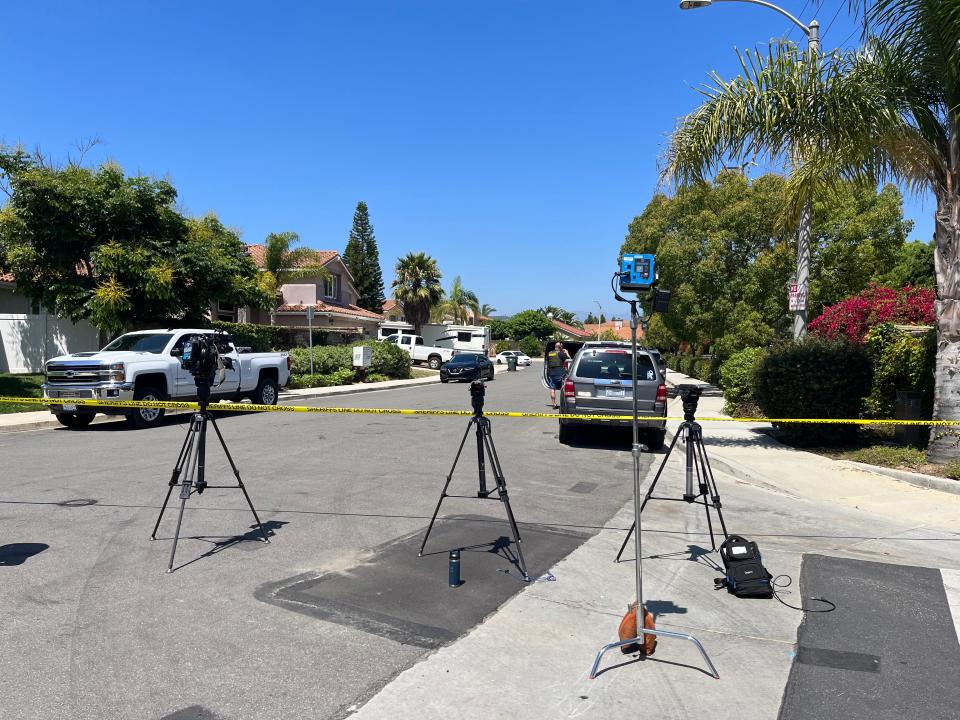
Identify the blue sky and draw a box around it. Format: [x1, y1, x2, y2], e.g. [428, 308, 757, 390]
[3, 1, 931, 318]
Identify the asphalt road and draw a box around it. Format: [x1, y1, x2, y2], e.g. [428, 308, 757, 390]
[0, 367, 649, 720]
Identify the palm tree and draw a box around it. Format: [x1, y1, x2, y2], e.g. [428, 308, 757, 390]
[391, 252, 443, 334]
[259, 231, 330, 297]
[432, 275, 480, 324]
[664, 1, 960, 459]
[480, 303, 497, 320]
[538, 305, 582, 327]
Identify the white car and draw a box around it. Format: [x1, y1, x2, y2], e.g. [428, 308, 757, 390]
[495, 351, 532, 366]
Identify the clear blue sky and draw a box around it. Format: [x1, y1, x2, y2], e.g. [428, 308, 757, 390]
[3, 1, 931, 318]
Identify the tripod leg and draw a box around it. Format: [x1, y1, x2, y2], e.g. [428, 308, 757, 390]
[476, 420, 488, 497]
[614, 424, 684, 562]
[196, 412, 208, 494]
[152, 415, 197, 539]
[419, 418, 474, 557]
[694, 430, 730, 541]
[481, 426, 530, 581]
[208, 413, 270, 543]
[167, 421, 201, 572]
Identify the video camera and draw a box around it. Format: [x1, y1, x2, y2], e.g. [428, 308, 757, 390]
[470, 379, 485, 416]
[171, 333, 235, 384]
[678, 384, 702, 422]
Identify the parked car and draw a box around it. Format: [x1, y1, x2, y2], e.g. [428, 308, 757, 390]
[42, 329, 291, 429]
[383, 334, 456, 370]
[440, 353, 495, 383]
[646, 348, 667, 375]
[556, 341, 667, 448]
[495, 350, 532, 366]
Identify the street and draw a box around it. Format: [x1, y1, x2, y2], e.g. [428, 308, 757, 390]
[0, 368, 644, 720]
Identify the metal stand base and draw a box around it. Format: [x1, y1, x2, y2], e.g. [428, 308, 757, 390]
[418, 412, 531, 582]
[589, 626, 720, 679]
[615, 419, 729, 562]
[150, 404, 269, 573]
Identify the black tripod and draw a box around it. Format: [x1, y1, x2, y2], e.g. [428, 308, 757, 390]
[615, 388, 729, 563]
[419, 381, 530, 581]
[151, 380, 269, 572]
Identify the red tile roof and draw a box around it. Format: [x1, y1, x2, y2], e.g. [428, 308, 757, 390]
[551, 319, 592, 338]
[582, 322, 641, 340]
[383, 299, 400, 313]
[246, 244, 339, 270]
[0, 272, 14, 284]
[276, 301, 384, 321]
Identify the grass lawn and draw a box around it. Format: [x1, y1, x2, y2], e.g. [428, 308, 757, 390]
[0, 373, 46, 414]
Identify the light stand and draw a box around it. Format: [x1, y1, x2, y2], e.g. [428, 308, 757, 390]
[150, 378, 270, 573]
[589, 276, 719, 680]
[418, 380, 531, 581]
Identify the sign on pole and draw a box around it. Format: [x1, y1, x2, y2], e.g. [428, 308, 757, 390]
[788, 283, 807, 312]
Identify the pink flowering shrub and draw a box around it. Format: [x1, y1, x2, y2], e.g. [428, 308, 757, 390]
[809, 285, 935, 344]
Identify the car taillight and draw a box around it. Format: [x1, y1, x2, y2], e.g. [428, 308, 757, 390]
[656, 383, 667, 404]
[564, 380, 576, 402]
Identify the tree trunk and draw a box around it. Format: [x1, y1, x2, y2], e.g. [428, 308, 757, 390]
[792, 200, 812, 339]
[927, 190, 960, 462]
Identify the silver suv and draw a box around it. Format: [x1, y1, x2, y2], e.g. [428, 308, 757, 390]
[557, 341, 667, 447]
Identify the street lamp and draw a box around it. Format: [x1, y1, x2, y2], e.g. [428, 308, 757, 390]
[593, 300, 603, 340]
[680, 0, 819, 339]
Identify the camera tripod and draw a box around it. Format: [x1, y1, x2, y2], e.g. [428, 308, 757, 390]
[419, 381, 531, 581]
[614, 389, 729, 563]
[150, 380, 269, 572]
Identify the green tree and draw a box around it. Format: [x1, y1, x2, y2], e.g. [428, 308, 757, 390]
[391, 252, 443, 334]
[537, 305, 581, 327]
[585, 312, 597, 325]
[342, 201, 386, 311]
[259, 231, 330, 298]
[662, 2, 960, 458]
[480, 303, 497, 319]
[876, 241, 935, 289]
[488, 318, 511, 339]
[508, 309, 556, 340]
[432, 275, 480, 324]
[0, 150, 268, 334]
[599, 313, 606, 324]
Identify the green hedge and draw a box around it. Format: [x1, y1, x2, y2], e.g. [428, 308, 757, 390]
[211, 321, 330, 352]
[863, 323, 935, 420]
[288, 369, 356, 389]
[289, 340, 411, 379]
[519, 334, 542, 357]
[718, 347, 768, 416]
[664, 353, 718, 384]
[755, 338, 872, 445]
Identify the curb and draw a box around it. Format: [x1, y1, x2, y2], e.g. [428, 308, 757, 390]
[838, 460, 960, 496]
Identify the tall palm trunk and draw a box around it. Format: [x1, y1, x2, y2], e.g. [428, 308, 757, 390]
[927, 178, 960, 461]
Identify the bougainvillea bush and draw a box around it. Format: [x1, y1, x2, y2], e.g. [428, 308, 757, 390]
[809, 285, 935, 344]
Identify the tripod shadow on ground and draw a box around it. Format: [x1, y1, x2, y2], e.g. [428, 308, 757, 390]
[644, 599, 689, 618]
[0, 543, 49, 566]
[167, 520, 288, 572]
[422, 535, 529, 582]
[619, 544, 724, 574]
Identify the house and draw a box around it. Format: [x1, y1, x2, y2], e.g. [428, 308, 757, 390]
[382, 299, 405, 323]
[0, 273, 99, 373]
[582, 319, 642, 341]
[550, 319, 593, 341]
[243, 244, 384, 341]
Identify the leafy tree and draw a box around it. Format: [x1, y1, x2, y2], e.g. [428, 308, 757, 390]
[259, 231, 330, 298]
[644, 314, 677, 351]
[662, 3, 960, 457]
[432, 275, 480, 324]
[391, 252, 443, 334]
[508, 309, 556, 340]
[599, 313, 606, 324]
[342, 201, 385, 311]
[598, 329, 622, 341]
[0, 150, 268, 334]
[488, 318, 511, 339]
[876, 241, 935, 289]
[537, 305, 581, 327]
[518, 334, 542, 357]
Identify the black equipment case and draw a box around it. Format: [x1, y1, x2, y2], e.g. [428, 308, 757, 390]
[718, 535, 773, 598]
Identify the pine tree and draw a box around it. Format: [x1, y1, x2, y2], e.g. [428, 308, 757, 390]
[343, 201, 386, 312]
[600, 313, 606, 324]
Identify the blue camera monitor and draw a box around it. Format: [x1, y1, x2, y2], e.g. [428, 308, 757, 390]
[620, 253, 656, 291]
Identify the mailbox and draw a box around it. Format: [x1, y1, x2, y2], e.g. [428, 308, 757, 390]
[353, 345, 372, 368]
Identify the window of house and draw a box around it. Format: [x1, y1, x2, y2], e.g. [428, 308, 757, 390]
[457, 331, 472, 342]
[323, 274, 340, 299]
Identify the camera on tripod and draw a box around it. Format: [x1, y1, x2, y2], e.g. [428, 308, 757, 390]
[678, 384, 702, 421]
[171, 333, 234, 384]
[470, 379, 485, 416]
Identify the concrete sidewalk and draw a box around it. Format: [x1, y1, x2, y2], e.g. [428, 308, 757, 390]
[346, 372, 960, 719]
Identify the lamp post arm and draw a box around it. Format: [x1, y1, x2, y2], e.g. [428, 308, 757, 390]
[713, 0, 809, 35]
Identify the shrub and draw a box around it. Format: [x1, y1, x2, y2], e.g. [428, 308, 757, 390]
[519, 334, 542, 357]
[364, 373, 390, 383]
[288, 368, 355, 389]
[361, 340, 411, 379]
[495, 340, 516, 354]
[212, 321, 283, 352]
[719, 347, 768, 415]
[755, 337, 872, 445]
[845, 445, 926, 469]
[863, 323, 935, 419]
[288, 341, 410, 380]
[944, 459, 960, 481]
[809, 284, 934, 343]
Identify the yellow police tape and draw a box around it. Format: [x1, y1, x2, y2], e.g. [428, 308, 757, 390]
[1, 395, 958, 426]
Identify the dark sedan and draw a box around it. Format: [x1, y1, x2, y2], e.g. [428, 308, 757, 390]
[440, 353, 495, 383]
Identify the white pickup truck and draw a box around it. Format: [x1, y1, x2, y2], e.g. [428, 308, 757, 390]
[42, 328, 291, 429]
[382, 333, 457, 370]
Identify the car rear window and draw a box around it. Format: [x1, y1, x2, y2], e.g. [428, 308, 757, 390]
[575, 350, 657, 381]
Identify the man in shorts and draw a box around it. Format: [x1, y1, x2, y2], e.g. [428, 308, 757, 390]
[545, 342, 570, 408]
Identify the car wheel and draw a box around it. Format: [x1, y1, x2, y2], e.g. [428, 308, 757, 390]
[252, 375, 279, 405]
[487, 368, 495, 380]
[646, 429, 666, 451]
[441, 377, 449, 383]
[558, 422, 575, 444]
[497, 359, 502, 364]
[428, 356, 442, 370]
[56, 413, 95, 429]
[125, 386, 166, 429]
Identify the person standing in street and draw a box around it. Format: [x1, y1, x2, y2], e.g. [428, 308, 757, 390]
[545, 342, 570, 408]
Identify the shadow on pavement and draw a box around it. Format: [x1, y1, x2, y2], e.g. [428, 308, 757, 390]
[0, 543, 49, 566]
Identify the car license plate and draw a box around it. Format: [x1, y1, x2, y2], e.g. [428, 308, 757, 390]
[62, 403, 77, 412]
[604, 388, 626, 398]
